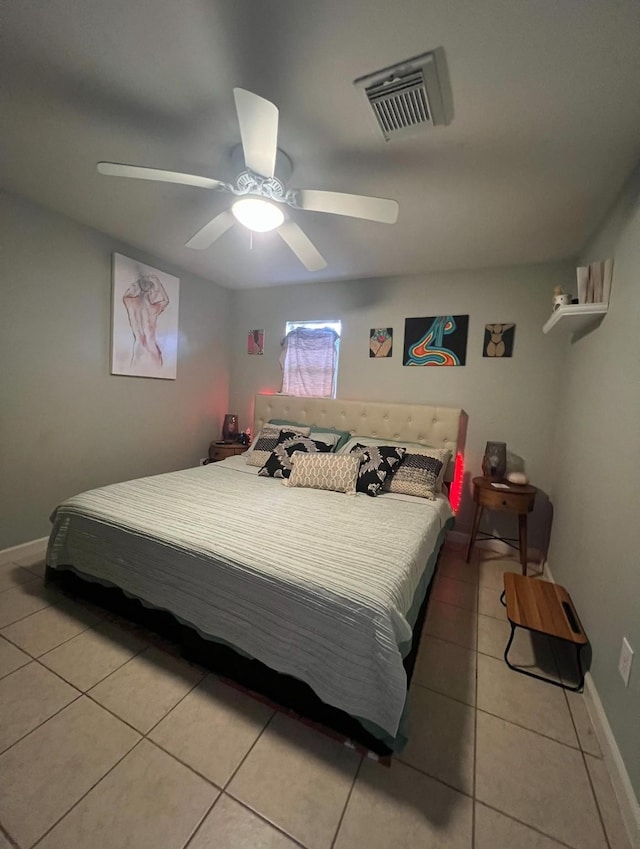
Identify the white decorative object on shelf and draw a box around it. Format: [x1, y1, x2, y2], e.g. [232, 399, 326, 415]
[542, 303, 608, 338]
[576, 258, 614, 305]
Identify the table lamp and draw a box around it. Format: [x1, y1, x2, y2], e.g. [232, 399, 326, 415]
[222, 414, 239, 443]
[482, 441, 507, 482]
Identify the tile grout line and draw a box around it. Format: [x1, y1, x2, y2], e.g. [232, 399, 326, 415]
[0, 600, 53, 629]
[560, 682, 613, 849]
[475, 799, 590, 849]
[181, 793, 224, 849]
[216, 712, 323, 847]
[396, 753, 473, 800]
[408, 681, 476, 714]
[224, 794, 309, 849]
[0, 687, 84, 760]
[30, 737, 144, 849]
[330, 754, 363, 849]
[142, 664, 209, 738]
[579, 749, 614, 849]
[147, 737, 226, 789]
[23, 633, 294, 844]
[473, 704, 585, 753]
[221, 710, 276, 791]
[0, 821, 20, 849]
[1, 620, 97, 663]
[36, 634, 150, 693]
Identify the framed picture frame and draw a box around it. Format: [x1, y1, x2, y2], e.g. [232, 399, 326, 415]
[248, 329, 265, 355]
[111, 254, 180, 379]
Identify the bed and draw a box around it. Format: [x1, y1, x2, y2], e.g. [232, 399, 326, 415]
[46, 395, 464, 754]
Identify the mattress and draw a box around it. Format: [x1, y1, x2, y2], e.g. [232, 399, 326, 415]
[47, 455, 454, 740]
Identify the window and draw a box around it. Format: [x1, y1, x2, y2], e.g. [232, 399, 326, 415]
[280, 320, 342, 398]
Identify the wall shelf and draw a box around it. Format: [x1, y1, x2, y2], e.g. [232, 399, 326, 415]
[542, 303, 608, 338]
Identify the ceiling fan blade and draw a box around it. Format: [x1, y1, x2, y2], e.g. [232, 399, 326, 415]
[278, 221, 327, 272]
[97, 162, 224, 190]
[185, 210, 235, 250]
[297, 189, 399, 224]
[233, 88, 278, 179]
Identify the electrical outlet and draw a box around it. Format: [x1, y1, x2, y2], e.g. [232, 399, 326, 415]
[618, 637, 634, 687]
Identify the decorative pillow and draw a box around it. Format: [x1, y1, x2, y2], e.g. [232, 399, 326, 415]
[339, 437, 451, 491]
[349, 443, 406, 497]
[257, 435, 332, 479]
[383, 452, 446, 500]
[267, 419, 351, 451]
[285, 451, 362, 494]
[246, 425, 310, 467]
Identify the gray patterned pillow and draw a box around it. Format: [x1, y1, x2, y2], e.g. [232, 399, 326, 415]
[350, 444, 406, 497]
[384, 451, 447, 500]
[246, 425, 310, 467]
[258, 435, 333, 479]
[285, 452, 362, 494]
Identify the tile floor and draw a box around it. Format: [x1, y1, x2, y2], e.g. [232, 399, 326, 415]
[0, 545, 633, 849]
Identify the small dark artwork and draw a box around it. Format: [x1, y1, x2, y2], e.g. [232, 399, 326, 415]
[403, 315, 469, 366]
[483, 324, 515, 358]
[369, 328, 393, 358]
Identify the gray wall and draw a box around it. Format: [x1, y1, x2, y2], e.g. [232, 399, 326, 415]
[229, 263, 570, 539]
[0, 192, 231, 549]
[548, 165, 640, 798]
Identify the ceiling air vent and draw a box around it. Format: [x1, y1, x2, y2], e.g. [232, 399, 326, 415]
[354, 50, 449, 141]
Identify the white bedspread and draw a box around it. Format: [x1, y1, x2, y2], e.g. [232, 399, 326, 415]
[48, 456, 453, 737]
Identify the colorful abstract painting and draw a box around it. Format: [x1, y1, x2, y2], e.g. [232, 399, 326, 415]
[248, 329, 264, 355]
[483, 323, 515, 357]
[369, 328, 393, 358]
[403, 315, 469, 366]
[111, 253, 179, 379]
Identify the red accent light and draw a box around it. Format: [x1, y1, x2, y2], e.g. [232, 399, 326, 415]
[450, 452, 464, 513]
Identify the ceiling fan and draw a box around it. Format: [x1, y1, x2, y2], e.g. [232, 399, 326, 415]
[97, 88, 399, 272]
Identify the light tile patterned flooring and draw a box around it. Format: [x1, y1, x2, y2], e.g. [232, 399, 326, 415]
[0, 545, 633, 849]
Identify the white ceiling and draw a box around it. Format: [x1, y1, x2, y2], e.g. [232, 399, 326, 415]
[2, 0, 640, 289]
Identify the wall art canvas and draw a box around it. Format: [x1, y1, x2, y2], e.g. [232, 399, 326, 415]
[403, 315, 469, 366]
[369, 327, 393, 358]
[111, 254, 179, 379]
[248, 329, 264, 355]
[483, 323, 515, 358]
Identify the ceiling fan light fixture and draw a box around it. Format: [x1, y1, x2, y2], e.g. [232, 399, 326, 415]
[231, 197, 284, 232]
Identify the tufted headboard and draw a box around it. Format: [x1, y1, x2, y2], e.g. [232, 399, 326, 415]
[253, 394, 464, 481]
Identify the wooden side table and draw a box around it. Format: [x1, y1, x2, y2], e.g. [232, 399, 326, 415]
[466, 476, 537, 574]
[207, 442, 248, 463]
[502, 572, 587, 691]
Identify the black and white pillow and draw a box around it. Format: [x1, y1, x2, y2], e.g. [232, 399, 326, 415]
[246, 427, 308, 468]
[258, 434, 333, 478]
[350, 443, 406, 496]
[384, 452, 445, 500]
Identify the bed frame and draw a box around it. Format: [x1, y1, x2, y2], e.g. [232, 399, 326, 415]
[47, 396, 465, 756]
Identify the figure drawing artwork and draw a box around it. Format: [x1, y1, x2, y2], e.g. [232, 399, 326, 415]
[483, 323, 515, 357]
[403, 315, 469, 366]
[111, 254, 179, 379]
[369, 328, 393, 358]
[248, 329, 265, 355]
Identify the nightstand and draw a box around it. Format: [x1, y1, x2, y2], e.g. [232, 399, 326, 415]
[466, 476, 537, 574]
[207, 442, 247, 463]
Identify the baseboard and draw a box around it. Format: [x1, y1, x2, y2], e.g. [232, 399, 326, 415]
[544, 561, 640, 848]
[0, 537, 48, 567]
[583, 673, 640, 848]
